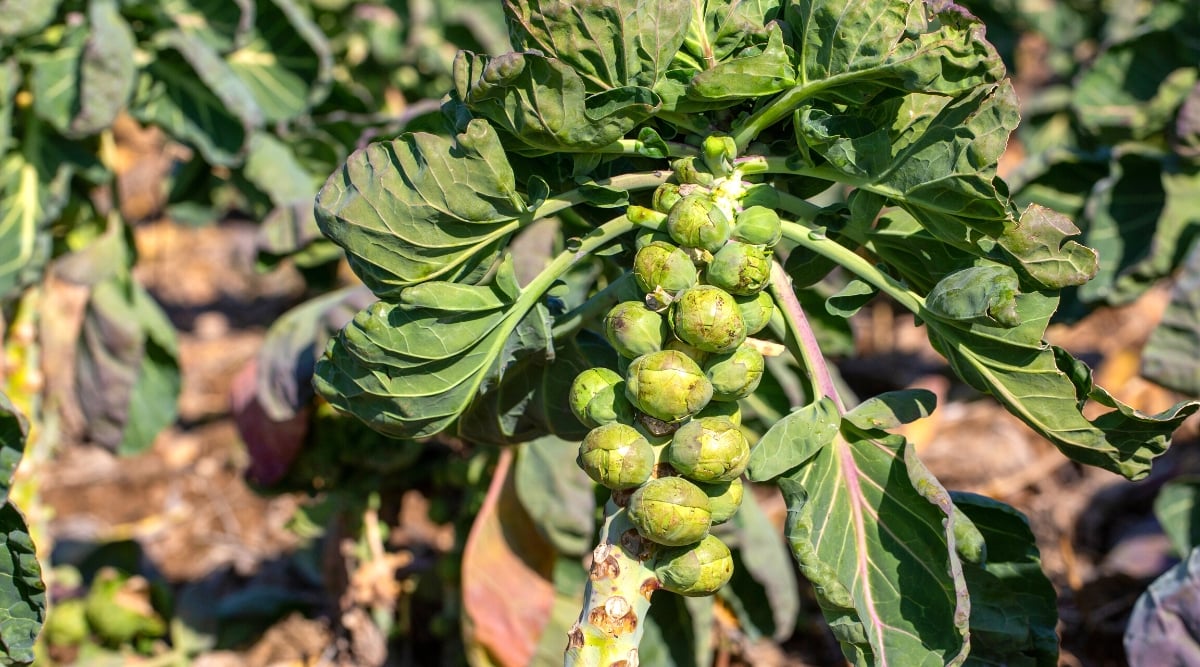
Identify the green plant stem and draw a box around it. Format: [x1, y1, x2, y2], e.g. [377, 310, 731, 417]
[600, 139, 700, 158]
[530, 171, 674, 221]
[768, 262, 845, 413]
[564, 500, 656, 667]
[778, 220, 924, 313]
[552, 273, 635, 341]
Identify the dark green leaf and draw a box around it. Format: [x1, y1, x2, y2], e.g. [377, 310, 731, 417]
[925, 265, 1021, 328]
[825, 279, 875, 318]
[786, 0, 1004, 104]
[843, 389, 937, 431]
[780, 425, 969, 666]
[453, 51, 659, 152]
[0, 61, 16, 158]
[925, 291, 1199, 480]
[514, 436, 595, 556]
[227, 0, 333, 122]
[1154, 477, 1200, 558]
[746, 397, 839, 482]
[1143, 243, 1200, 395]
[131, 30, 262, 166]
[503, 0, 690, 90]
[76, 276, 182, 455]
[0, 397, 44, 667]
[0, 394, 26, 506]
[315, 119, 528, 297]
[0, 128, 72, 303]
[952, 493, 1058, 667]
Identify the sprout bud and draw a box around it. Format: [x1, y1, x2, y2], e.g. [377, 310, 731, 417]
[605, 301, 667, 359]
[706, 241, 773, 296]
[695, 400, 741, 426]
[666, 194, 731, 253]
[653, 183, 683, 213]
[735, 291, 774, 335]
[634, 241, 699, 294]
[627, 476, 712, 546]
[624, 350, 713, 422]
[667, 416, 750, 483]
[654, 534, 734, 596]
[704, 344, 765, 402]
[732, 206, 783, 246]
[701, 136, 738, 177]
[672, 156, 715, 186]
[670, 285, 746, 354]
[698, 478, 744, 524]
[569, 367, 635, 428]
[578, 423, 655, 490]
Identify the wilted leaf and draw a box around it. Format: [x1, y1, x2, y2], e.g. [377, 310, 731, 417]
[952, 493, 1058, 667]
[1144, 242, 1200, 395]
[746, 397, 839, 481]
[1154, 478, 1200, 558]
[227, 0, 333, 123]
[76, 276, 181, 455]
[925, 291, 1199, 480]
[1125, 546, 1200, 666]
[780, 423, 970, 666]
[316, 119, 528, 296]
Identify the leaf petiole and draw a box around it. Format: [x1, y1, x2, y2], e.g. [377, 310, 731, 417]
[528, 171, 674, 221]
[768, 261, 845, 413]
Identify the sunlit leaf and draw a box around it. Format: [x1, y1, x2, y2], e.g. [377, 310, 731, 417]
[226, 0, 333, 122]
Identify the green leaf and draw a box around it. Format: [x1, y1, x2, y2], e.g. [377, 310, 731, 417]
[746, 397, 839, 482]
[0, 130, 73, 303]
[131, 30, 262, 166]
[514, 436, 595, 557]
[503, 0, 691, 91]
[924, 265, 1021, 328]
[28, 0, 136, 138]
[825, 278, 876, 318]
[688, 22, 795, 101]
[226, 0, 333, 123]
[453, 51, 660, 152]
[242, 132, 318, 207]
[785, 0, 1004, 104]
[640, 594, 714, 667]
[0, 60, 17, 158]
[529, 557, 589, 665]
[315, 119, 528, 297]
[952, 493, 1058, 667]
[76, 276, 182, 455]
[996, 203, 1099, 291]
[0, 397, 44, 667]
[313, 258, 554, 439]
[924, 291, 1199, 480]
[1143, 243, 1200, 395]
[1154, 477, 1200, 558]
[157, 0, 255, 53]
[843, 389, 936, 432]
[719, 490, 800, 641]
[0, 0, 60, 38]
[780, 424, 969, 666]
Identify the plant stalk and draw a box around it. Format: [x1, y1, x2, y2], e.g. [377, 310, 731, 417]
[565, 500, 657, 667]
[768, 262, 845, 413]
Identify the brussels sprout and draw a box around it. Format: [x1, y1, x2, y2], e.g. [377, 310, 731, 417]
[635, 227, 673, 251]
[732, 206, 782, 246]
[695, 399, 741, 426]
[653, 183, 683, 213]
[634, 241, 699, 294]
[704, 344, 765, 402]
[578, 423, 656, 490]
[666, 194, 731, 253]
[569, 367, 636, 428]
[706, 241, 772, 296]
[735, 291, 774, 335]
[654, 534, 734, 596]
[625, 350, 713, 422]
[699, 478, 744, 524]
[667, 416, 750, 482]
[672, 156, 715, 187]
[670, 285, 746, 354]
[627, 476, 712, 546]
[701, 136, 737, 176]
[43, 598, 88, 646]
[664, 336, 709, 365]
[605, 301, 667, 359]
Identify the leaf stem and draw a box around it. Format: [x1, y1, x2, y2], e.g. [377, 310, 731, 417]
[564, 501, 656, 667]
[778, 220, 924, 314]
[768, 261, 845, 413]
[530, 171, 674, 221]
[730, 72, 862, 152]
[552, 273, 635, 340]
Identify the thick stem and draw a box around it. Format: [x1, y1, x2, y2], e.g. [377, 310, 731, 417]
[565, 501, 657, 667]
[768, 262, 845, 413]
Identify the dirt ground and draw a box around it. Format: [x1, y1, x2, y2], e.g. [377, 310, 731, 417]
[25, 209, 1199, 666]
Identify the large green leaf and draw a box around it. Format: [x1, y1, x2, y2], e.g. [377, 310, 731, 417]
[785, 0, 1004, 104]
[131, 30, 262, 166]
[779, 420, 970, 666]
[313, 258, 553, 439]
[745, 397, 839, 481]
[157, 0, 255, 53]
[453, 50, 660, 152]
[514, 436, 595, 557]
[27, 0, 136, 138]
[951, 493, 1058, 667]
[76, 276, 182, 455]
[0, 0, 60, 38]
[503, 0, 691, 91]
[226, 0, 333, 123]
[1143, 242, 1200, 395]
[1154, 477, 1200, 558]
[687, 22, 796, 102]
[315, 119, 529, 297]
[0, 128, 73, 303]
[0, 395, 44, 667]
[925, 290, 1199, 480]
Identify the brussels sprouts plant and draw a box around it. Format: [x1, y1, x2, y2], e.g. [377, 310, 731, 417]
[311, 0, 1200, 665]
